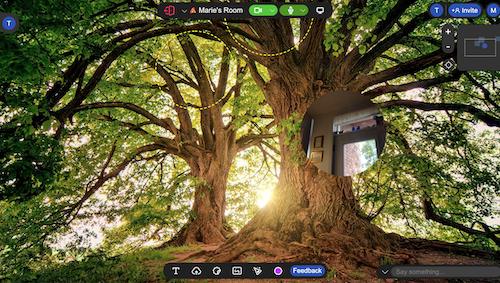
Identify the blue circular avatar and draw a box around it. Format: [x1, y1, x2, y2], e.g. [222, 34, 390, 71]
[2, 16, 16, 30]
[487, 3, 500, 17]
[430, 3, 444, 17]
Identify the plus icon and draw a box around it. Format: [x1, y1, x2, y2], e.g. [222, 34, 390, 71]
[445, 29, 451, 35]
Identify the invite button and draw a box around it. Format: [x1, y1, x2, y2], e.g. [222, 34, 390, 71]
[290, 265, 326, 277]
[449, 3, 482, 18]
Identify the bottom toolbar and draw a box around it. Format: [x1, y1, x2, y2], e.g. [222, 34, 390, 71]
[164, 263, 327, 279]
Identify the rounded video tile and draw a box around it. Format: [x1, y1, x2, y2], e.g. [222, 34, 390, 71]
[300, 90, 386, 177]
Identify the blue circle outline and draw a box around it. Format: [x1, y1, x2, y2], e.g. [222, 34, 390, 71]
[429, 3, 444, 17]
[2, 16, 16, 30]
[486, 3, 500, 17]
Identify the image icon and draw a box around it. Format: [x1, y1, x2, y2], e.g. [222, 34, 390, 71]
[232, 266, 243, 276]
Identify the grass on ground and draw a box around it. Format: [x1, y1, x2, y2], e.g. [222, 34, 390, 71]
[9, 245, 199, 283]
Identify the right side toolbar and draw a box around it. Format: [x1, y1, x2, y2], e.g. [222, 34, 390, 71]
[157, 2, 332, 19]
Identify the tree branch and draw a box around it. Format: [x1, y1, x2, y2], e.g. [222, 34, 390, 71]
[70, 143, 165, 219]
[464, 72, 500, 111]
[380, 100, 500, 127]
[348, 10, 430, 78]
[70, 101, 179, 134]
[351, 49, 451, 92]
[236, 134, 278, 152]
[422, 193, 500, 246]
[364, 70, 463, 99]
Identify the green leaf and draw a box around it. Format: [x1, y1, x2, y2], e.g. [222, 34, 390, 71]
[27, 126, 35, 135]
[347, 21, 354, 30]
[42, 120, 52, 131]
[27, 105, 38, 116]
[359, 45, 367, 55]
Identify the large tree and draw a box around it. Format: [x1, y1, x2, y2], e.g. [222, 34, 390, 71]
[206, 0, 500, 262]
[0, 0, 277, 253]
[65, 34, 277, 245]
[3, 0, 500, 273]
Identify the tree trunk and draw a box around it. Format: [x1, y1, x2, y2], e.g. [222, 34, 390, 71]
[213, 66, 398, 263]
[168, 150, 236, 246]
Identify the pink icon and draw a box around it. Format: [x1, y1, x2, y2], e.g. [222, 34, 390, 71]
[164, 5, 175, 16]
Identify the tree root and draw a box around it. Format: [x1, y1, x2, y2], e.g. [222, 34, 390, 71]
[211, 226, 402, 266]
[402, 238, 500, 260]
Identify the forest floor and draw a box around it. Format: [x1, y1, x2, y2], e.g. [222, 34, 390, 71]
[145, 238, 500, 283]
[22, 239, 500, 282]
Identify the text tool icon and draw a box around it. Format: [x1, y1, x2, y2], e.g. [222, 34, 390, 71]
[253, 266, 263, 275]
[172, 266, 180, 275]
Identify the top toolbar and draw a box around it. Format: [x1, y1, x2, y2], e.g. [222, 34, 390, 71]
[157, 2, 333, 19]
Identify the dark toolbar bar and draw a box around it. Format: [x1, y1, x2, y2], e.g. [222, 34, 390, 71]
[157, 2, 332, 19]
[164, 263, 327, 279]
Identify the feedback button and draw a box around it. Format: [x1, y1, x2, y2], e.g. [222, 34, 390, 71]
[290, 265, 326, 277]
